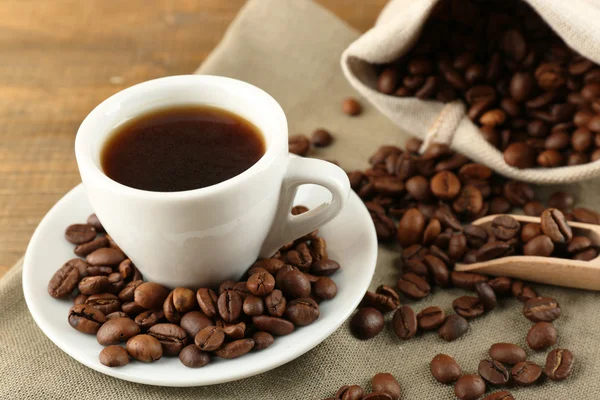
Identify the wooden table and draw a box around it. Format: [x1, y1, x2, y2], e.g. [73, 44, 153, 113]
[0, 0, 386, 277]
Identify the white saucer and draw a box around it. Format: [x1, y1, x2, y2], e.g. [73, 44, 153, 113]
[22, 183, 377, 387]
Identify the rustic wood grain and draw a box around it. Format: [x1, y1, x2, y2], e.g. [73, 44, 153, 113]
[0, 0, 386, 276]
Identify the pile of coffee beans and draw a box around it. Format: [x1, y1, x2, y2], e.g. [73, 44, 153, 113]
[430, 345, 574, 400]
[374, 0, 600, 168]
[322, 372, 401, 400]
[50, 206, 341, 368]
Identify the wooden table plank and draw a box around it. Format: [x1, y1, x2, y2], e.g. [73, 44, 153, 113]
[0, 0, 386, 276]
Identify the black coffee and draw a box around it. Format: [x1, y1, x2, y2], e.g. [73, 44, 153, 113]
[101, 105, 265, 192]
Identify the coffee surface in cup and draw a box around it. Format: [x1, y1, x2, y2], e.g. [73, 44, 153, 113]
[101, 105, 265, 192]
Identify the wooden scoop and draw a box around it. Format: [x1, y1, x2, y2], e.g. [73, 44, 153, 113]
[455, 214, 600, 291]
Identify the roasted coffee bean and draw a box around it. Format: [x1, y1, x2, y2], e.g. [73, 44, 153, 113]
[163, 291, 184, 324]
[263, 289, 286, 317]
[422, 219, 441, 245]
[430, 354, 461, 384]
[397, 208, 426, 247]
[503, 143, 536, 169]
[313, 276, 338, 300]
[221, 321, 246, 339]
[523, 233, 555, 257]
[118, 280, 143, 303]
[179, 344, 210, 368]
[403, 259, 429, 280]
[73, 294, 88, 305]
[491, 216, 520, 240]
[217, 290, 243, 322]
[65, 224, 96, 244]
[281, 269, 311, 299]
[545, 349, 574, 381]
[524, 200, 546, 216]
[342, 98, 362, 116]
[392, 305, 417, 340]
[126, 334, 162, 362]
[453, 296, 484, 319]
[489, 343, 527, 365]
[196, 288, 219, 318]
[464, 225, 488, 249]
[475, 282, 497, 311]
[96, 317, 140, 345]
[350, 307, 384, 340]
[286, 243, 313, 271]
[86, 213, 104, 232]
[214, 339, 255, 359]
[430, 171, 461, 200]
[454, 374, 486, 400]
[490, 196, 512, 214]
[48, 261, 80, 298]
[397, 272, 430, 299]
[336, 384, 365, 400]
[288, 134, 310, 156]
[252, 258, 286, 275]
[178, 310, 212, 338]
[541, 208, 573, 244]
[135, 309, 165, 332]
[422, 255, 449, 288]
[86, 247, 126, 266]
[429, 245, 451, 266]
[252, 331, 275, 351]
[488, 277, 512, 296]
[311, 259, 340, 276]
[147, 323, 187, 356]
[434, 206, 462, 231]
[369, 373, 401, 400]
[107, 272, 125, 294]
[68, 304, 106, 334]
[438, 314, 469, 342]
[194, 325, 225, 351]
[527, 322, 557, 351]
[447, 233, 467, 261]
[242, 295, 265, 316]
[483, 391, 515, 400]
[78, 275, 109, 296]
[567, 236, 593, 253]
[74, 236, 109, 257]
[99, 345, 130, 368]
[503, 181, 534, 207]
[246, 271, 276, 296]
[252, 315, 295, 336]
[452, 185, 483, 215]
[511, 361, 542, 386]
[417, 306, 445, 331]
[450, 271, 488, 290]
[85, 293, 121, 315]
[521, 223, 542, 243]
[573, 247, 599, 260]
[479, 359, 510, 385]
[286, 297, 319, 326]
[523, 297, 561, 322]
[476, 242, 512, 262]
[134, 282, 170, 310]
[311, 128, 333, 147]
[511, 280, 538, 302]
[121, 301, 146, 317]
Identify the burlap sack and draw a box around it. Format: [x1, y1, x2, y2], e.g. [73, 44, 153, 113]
[2, 0, 600, 399]
[341, 0, 600, 184]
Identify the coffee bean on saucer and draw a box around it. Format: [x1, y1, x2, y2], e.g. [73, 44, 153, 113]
[453, 296, 484, 319]
[350, 307, 384, 340]
[86, 247, 126, 266]
[454, 374, 486, 400]
[99, 345, 129, 367]
[252, 315, 295, 336]
[73, 294, 88, 305]
[288, 134, 310, 156]
[74, 236, 109, 257]
[342, 98, 362, 116]
[78, 276, 109, 295]
[478, 359, 510, 385]
[243, 295, 265, 316]
[392, 305, 417, 340]
[483, 391, 515, 400]
[126, 334, 162, 362]
[313, 276, 337, 300]
[68, 304, 106, 334]
[96, 317, 140, 345]
[107, 272, 125, 294]
[179, 344, 210, 368]
[214, 338, 255, 359]
[196, 288, 219, 318]
[135, 309, 165, 331]
[118, 280, 143, 303]
[85, 293, 121, 315]
[286, 243, 313, 270]
[371, 373, 401, 400]
[286, 298, 320, 326]
[217, 290, 243, 322]
[134, 282, 169, 310]
[541, 208, 573, 244]
[264, 289, 286, 317]
[430, 354, 462, 384]
[311, 129, 334, 147]
[311, 259, 340, 276]
[247, 271, 275, 296]
[527, 322, 557, 351]
[511, 361, 542, 386]
[48, 261, 80, 298]
[523, 297, 561, 322]
[121, 301, 146, 317]
[545, 349, 574, 381]
[252, 331, 275, 351]
[281, 269, 311, 299]
[147, 323, 187, 356]
[86, 213, 104, 232]
[438, 314, 469, 342]
[417, 306, 445, 331]
[65, 224, 96, 244]
[489, 343, 527, 365]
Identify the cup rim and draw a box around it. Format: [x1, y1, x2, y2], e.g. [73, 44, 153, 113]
[75, 75, 287, 199]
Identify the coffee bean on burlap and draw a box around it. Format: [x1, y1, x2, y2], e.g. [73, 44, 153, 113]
[487, 277, 512, 296]
[350, 307, 384, 340]
[99, 345, 130, 367]
[397, 272, 431, 299]
[430, 354, 462, 384]
[545, 349, 574, 381]
[489, 343, 527, 365]
[527, 322, 558, 351]
[511, 280, 538, 302]
[417, 306, 445, 331]
[126, 334, 162, 362]
[371, 373, 401, 400]
[179, 344, 210, 368]
[336, 384, 364, 400]
[511, 361, 542, 386]
[450, 271, 488, 290]
[438, 314, 469, 342]
[454, 374, 486, 400]
[482, 391, 515, 400]
[392, 305, 417, 340]
[478, 359, 510, 385]
[475, 282, 497, 311]
[523, 297, 561, 322]
[453, 296, 484, 319]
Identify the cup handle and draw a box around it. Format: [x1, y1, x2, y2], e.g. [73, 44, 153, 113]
[259, 157, 351, 258]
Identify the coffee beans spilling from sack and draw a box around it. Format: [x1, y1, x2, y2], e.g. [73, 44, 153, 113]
[49, 206, 340, 368]
[375, 0, 600, 169]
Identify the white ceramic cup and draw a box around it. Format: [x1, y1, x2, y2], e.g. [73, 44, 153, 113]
[75, 75, 351, 288]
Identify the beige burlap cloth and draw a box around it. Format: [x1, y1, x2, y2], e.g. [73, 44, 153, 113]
[1, 0, 600, 398]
